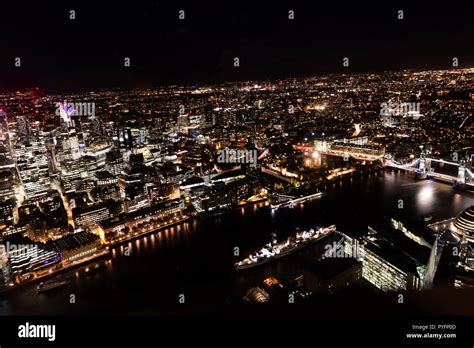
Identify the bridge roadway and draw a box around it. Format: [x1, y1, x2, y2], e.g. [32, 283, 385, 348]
[385, 158, 474, 188]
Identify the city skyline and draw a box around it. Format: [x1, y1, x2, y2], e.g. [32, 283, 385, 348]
[0, 66, 472, 303]
[0, 2, 473, 346]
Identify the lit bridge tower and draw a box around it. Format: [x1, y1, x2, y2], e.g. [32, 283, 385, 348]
[416, 152, 428, 180]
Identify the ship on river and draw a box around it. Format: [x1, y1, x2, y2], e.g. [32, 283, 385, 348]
[235, 224, 336, 270]
[37, 277, 71, 293]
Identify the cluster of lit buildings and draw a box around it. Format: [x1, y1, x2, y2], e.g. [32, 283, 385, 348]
[240, 206, 474, 303]
[0, 67, 472, 291]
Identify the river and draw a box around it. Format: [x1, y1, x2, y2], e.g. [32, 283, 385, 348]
[1, 170, 473, 315]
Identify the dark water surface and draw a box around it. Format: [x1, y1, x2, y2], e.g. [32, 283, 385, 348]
[1, 170, 473, 315]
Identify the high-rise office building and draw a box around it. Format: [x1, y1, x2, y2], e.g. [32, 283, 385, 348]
[15, 135, 51, 200]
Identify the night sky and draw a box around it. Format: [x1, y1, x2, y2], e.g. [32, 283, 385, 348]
[0, 1, 473, 92]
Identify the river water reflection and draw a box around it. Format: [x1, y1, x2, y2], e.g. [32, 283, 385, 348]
[1, 170, 472, 315]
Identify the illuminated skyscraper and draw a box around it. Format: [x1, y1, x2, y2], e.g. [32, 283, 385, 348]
[0, 110, 13, 161]
[14, 135, 51, 200]
[60, 128, 81, 161]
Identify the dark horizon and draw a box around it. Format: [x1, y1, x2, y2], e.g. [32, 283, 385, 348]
[2, 65, 473, 96]
[0, 1, 473, 93]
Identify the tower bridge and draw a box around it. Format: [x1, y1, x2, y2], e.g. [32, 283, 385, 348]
[386, 154, 474, 189]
